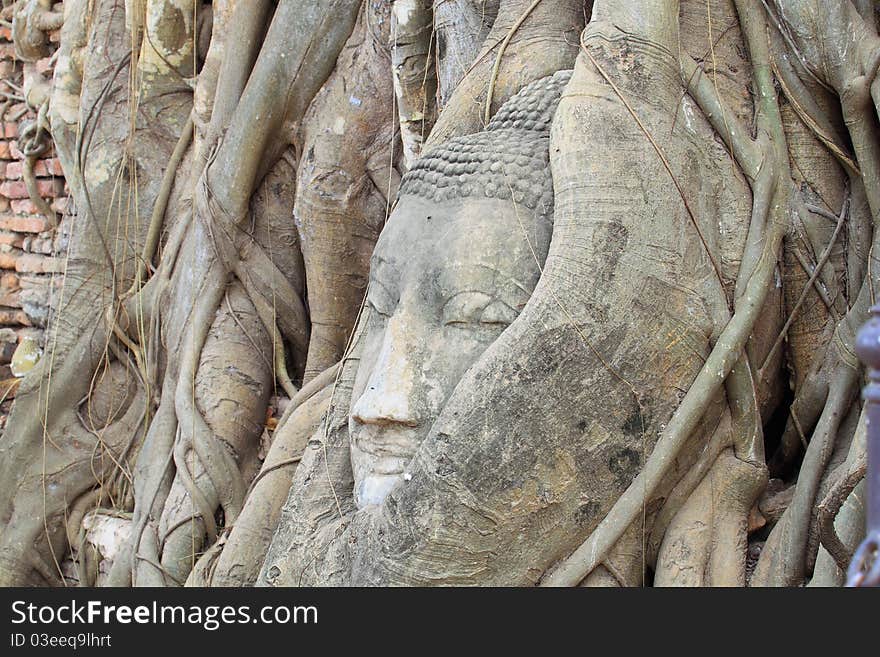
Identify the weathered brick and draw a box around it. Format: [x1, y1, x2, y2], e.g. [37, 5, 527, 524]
[0, 141, 11, 160]
[0, 43, 16, 61]
[42, 158, 64, 176]
[15, 253, 61, 273]
[8, 141, 23, 159]
[0, 343, 14, 366]
[44, 178, 65, 196]
[0, 178, 65, 199]
[0, 248, 16, 270]
[4, 161, 20, 179]
[0, 309, 31, 326]
[2, 122, 17, 139]
[0, 181, 26, 198]
[0, 26, 13, 42]
[7, 158, 64, 179]
[0, 231, 23, 248]
[23, 236, 54, 254]
[0, 289, 20, 307]
[0, 197, 9, 213]
[0, 214, 51, 233]
[1, 272, 20, 291]
[10, 199, 37, 214]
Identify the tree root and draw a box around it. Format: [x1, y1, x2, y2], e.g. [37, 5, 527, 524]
[655, 448, 767, 586]
[128, 114, 194, 297]
[751, 363, 858, 586]
[193, 381, 333, 586]
[542, 0, 792, 587]
[817, 451, 867, 572]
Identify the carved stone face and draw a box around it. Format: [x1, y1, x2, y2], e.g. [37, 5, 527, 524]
[348, 193, 552, 507]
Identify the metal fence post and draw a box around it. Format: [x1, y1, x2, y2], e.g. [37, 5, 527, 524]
[849, 304, 880, 586]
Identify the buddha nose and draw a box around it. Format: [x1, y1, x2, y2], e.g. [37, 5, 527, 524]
[351, 319, 419, 427]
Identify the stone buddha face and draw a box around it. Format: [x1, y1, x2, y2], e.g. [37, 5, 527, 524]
[348, 192, 552, 507]
[345, 62, 571, 507]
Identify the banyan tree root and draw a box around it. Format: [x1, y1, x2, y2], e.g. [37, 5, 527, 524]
[655, 449, 768, 586]
[0, 0, 361, 587]
[12, 0, 64, 62]
[390, 0, 437, 168]
[294, 1, 400, 381]
[425, 0, 584, 147]
[0, 0, 195, 586]
[817, 452, 867, 572]
[188, 374, 334, 586]
[432, 0, 499, 107]
[5, 0, 880, 588]
[810, 417, 867, 588]
[117, 0, 362, 586]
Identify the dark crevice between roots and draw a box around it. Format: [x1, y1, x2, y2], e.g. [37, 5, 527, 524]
[763, 372, 799, 480]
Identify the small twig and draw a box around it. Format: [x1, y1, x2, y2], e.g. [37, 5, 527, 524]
[247, 456, 302, 495]
[792, 248, 836, 312]
[126, 114, 194, 298]
[759, 193, 849, 374]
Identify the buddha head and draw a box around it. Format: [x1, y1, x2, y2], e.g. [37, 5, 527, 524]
[348, 71, 572, 508]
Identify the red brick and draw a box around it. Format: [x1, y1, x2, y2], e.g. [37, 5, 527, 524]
[4, 161, 21, 179]
[23, 236, 53, 254]
[0, 289, 20, 307]
[0, 141, 11, 160]
[0, 249, 16, 270]
[41, 178, 65, 197]
[0, 178, 65, 199]
[0, 232, 23, 249]
[0, 214, 51, 233]
[41, 158, 64, 176]
[0, 197, 9, 213]
[0, 43, 16, 61]
[10, 199, 36, 214]
[1, 272, 20, 291]
[0, 181, 27, 199]
[0, 309, 31, 326]
[0, 27, 12, 42]
[4, 159, 59, 179]
[15, 253, 60, 273]
[2, 122, 17, 139]
[8, 141, 23, 159]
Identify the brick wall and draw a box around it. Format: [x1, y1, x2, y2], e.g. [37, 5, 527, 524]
[0, 21, 67, 425]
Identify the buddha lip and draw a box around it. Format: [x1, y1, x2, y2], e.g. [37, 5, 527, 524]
[360, 451, 413, 475]
[351, 429, 418, 461]
[369, 465, 405, 476]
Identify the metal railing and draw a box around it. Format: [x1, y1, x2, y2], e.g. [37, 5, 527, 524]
[848, 304, 880, 586]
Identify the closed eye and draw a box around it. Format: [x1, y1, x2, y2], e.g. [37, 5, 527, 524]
[442, 292, 518, 328]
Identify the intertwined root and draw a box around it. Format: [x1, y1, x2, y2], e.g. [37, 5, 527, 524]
[2, 0, 879, 587]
